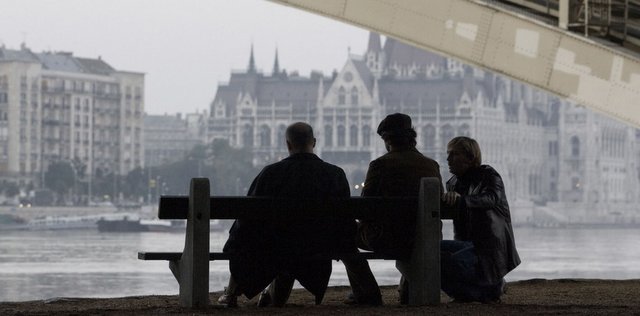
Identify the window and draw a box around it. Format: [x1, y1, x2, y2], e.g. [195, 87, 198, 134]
[528, 174, 540, 195]
[260, 125, 271, 148]
[571, 136, 580, 157]
[423, 125, 435, 149]
[277, 125, 286, 149]
[362, 125, 371, 147]
[441, 124, 455, 149]
[458, 124, 470, 137]
[338, 87, 346, 105]
[324, 125, 332, 147]
[241, 125, 253, 148]
[548, 141, 558, 156]
[350, 87, 358, 105]
[350, 125, 358, 147]
[337, 125, 345, 147]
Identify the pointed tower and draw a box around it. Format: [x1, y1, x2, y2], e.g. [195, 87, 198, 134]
[317, 76, 325, 104]
[272, 48, 280, 76]
[365, 32, 385, 79]
[372, 78, 380, 104]
[248, 44, 256, 73]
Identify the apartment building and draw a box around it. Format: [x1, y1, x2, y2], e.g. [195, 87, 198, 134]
[0, 44, 144, 187]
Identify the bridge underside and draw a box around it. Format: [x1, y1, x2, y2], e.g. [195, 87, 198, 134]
[269, 0, 640, 128]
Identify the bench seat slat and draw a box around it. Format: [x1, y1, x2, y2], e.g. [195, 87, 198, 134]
[159, 196, 457, 220]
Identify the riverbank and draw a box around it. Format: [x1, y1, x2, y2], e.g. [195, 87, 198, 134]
[2, 279, 639, 315]
[0, 205, 128, 221]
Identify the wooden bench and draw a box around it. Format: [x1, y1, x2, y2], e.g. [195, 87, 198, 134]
[138, 177, 455, 308]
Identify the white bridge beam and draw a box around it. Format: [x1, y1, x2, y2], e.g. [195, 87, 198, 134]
[268, 0, 640, 128]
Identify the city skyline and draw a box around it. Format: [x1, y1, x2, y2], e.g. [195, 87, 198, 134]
[0, 0, 368, 115]
[205, 31, 640, 225]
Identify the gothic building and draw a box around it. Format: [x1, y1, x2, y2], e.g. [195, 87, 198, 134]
[208, 33, 640, 224]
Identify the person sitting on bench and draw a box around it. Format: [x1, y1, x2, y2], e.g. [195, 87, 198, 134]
[352, 113, 443, 304]
[218, 122, 381, 307]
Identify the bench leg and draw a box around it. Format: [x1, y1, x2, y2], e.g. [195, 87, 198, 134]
[398, 178, 441, 306]
[169, 260, 181, 284]
[175, 178, 211, 308]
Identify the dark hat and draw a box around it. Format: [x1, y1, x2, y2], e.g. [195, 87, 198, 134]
[377, 113, 413, 137]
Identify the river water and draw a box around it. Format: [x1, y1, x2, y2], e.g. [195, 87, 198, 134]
[1, 223, 639, 302]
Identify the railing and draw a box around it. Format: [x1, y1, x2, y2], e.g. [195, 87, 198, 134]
[497, 0, 640, 52]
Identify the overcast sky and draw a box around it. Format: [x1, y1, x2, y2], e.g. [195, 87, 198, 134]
[0, 0, 368, 114]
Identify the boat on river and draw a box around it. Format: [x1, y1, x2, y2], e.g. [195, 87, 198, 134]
[97, 216, 182, 232]
[26, 214, 104, 230]
[96, 216, 225, 232]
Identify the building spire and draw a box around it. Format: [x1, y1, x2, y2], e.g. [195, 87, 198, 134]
[367, 32, 382, 53]
[248, 44, 256, 73]
[365, 32, 385, 79]
[272, 48, 280, 76]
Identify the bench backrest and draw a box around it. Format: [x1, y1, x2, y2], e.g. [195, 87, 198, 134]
[158, 196, 457, 220]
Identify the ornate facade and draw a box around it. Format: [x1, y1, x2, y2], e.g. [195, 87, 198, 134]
[209, 33, 640, 223]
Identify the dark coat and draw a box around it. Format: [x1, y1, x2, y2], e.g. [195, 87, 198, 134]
[223, 153, 353, 299]
[447, 165, 521, 285]
[361, 147, 442, 257]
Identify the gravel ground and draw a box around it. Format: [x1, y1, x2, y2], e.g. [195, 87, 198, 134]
[2, 279, 640, 315]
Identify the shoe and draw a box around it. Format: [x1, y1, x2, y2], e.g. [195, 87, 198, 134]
[449, 298, 473, 304]
[398, 289, 408, 305]
[342, 292, 358, 305]
[363, 297, 383, 306]
[257, 290, 272, 307]
[217, 293, 237, 307]
[343, 292, 356, 305]
[480, 297, 502, 304]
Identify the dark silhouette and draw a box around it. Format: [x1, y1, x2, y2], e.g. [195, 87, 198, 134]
[219, 122, 378, 307]
[355, 113, 443, 304]
[441, 136, 521, 302]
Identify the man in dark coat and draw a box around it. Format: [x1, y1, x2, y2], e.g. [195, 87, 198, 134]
[441, 136, 521, 302]
[355, 113, 442, 304]
[220, 122, 379, 307]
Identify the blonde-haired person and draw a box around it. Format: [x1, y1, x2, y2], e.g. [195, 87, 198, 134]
[441, 136, 521, 303]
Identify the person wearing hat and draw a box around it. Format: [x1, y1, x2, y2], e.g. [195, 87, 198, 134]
[355, 113, 443, 304]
